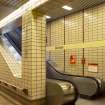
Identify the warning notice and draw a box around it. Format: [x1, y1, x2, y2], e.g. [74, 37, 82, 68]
[88, 64, 98, 73]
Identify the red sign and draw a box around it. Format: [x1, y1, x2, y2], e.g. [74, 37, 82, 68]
[70, 55, 76, 64]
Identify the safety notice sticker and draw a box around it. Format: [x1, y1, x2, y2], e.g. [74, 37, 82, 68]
[88, 64, 98, 73]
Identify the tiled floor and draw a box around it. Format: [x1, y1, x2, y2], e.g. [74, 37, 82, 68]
[0, 94, 105, 105]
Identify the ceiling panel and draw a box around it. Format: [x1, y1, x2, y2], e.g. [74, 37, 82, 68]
[0, 0, 105, 22]
[37, 0, 105, 21]
[0, 5, 14, 21]
[0, 0, 28, 8]
[0, 0, 28, 21]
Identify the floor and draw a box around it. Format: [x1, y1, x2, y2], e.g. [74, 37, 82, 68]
[0, 94, 105, 105]
[0, 95, 16, 105]
[76, 97, 105, 105]
[0, 92, 22, 105]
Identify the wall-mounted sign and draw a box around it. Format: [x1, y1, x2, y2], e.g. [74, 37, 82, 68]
[88, 64, 98, 73]
[70, 55, 76, 64]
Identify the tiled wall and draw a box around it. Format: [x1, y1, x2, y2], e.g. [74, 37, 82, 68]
[0, 37, 22, 89]
[65, 12, 83, 44]
[65, 12, 83, 75]
[48, 12, 83, 74]
[46, 23, 51, 60]
[65, 49, 83, 75]
[0, 46, 21, 87]
[46, 23, 51, 47]
[84, 4, 105, 42]
[47, 3, 105, 80]
[84, 47, 104, 79]
[50, 18, 65, 72]
[0, 9, 46, 100]
[84, 3, 105, 80]
[50, 18, 64, 46]
[22, 10, 46, 99]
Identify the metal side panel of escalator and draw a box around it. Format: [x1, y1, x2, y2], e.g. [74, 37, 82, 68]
[47, 79, 77, 105]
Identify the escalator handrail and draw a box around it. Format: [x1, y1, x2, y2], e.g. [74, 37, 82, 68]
[47, 61, 100, 97]
[47, 61, 100, 80]
[5, 33, 21, 51]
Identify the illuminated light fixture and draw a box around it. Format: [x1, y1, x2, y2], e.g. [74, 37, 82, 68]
[46, 16, 51, 19]
[62, 5, 72, 11]
[0, 0, 48, 28]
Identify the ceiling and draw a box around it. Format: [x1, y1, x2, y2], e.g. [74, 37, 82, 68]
[0, 0, 28, 21]
[0, 0, 105, 24]
[0, 0, 28, 8]
[37, 0, 105, 21]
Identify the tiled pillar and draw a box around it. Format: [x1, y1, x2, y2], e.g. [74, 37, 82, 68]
[22, 10, 46, 100]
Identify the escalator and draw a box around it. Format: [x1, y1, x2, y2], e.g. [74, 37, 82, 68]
[1, 27, 105, 100]
[47, 60, 105, 99]
[2, 25, 105, 101]
[3, 26, 22, 55]
[1, 27, 78, 105]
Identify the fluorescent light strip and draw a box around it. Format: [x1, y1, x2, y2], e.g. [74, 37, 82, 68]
[62, 5, 72, 11]
[0, 0, 48, 28]
[46, 16, 51, 19]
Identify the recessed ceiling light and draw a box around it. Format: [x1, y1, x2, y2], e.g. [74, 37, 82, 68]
[46, 16, 51, 19]
[62, 5, 72, 11]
